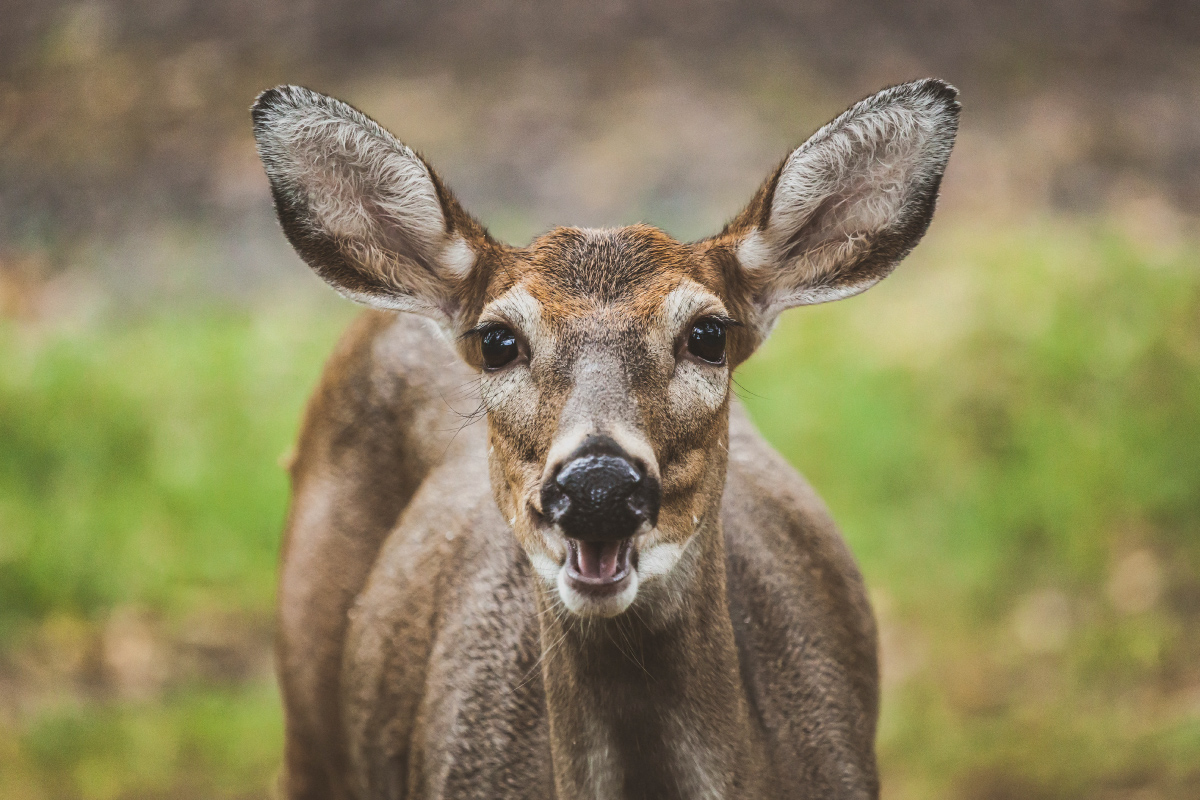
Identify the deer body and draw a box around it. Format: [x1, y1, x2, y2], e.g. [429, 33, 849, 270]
[254, 80, 959, 799]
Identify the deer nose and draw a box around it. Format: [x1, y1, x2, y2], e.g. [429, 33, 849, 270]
[541, 436, 661, 542]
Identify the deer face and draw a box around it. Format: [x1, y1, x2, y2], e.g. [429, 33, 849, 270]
[462, 226, 753, 616]
[253, 80, 958, 617]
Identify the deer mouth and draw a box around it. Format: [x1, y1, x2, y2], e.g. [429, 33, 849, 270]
[565, 537, 634, 592]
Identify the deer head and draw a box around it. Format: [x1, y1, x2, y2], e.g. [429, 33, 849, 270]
[252, 80, 959, 619]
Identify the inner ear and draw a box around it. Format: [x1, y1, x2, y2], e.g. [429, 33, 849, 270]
[778, 193, 857, 265]
[252, 85, 495, 327]
[719, 79, 959, 328]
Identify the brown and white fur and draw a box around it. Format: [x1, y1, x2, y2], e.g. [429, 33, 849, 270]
[252, 79, 959, 800]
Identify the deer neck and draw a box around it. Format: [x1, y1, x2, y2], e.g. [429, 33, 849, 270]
[536, 517, 768, 799]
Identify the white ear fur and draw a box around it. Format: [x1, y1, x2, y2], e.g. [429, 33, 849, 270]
[735, 79, 959, 327]
[252, 85, 477, 321]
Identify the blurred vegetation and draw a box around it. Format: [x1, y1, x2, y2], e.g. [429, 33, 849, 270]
[0, 304, 350, 629]
[1, 219, 1197, 798]
[0, 301, 351, 799]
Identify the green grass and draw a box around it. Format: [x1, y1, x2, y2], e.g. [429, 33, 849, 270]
[1, 683, 282, 800]
[0, 302, 353, 630]
[1, 220, 1198, 798]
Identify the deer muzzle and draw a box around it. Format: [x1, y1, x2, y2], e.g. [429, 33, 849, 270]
[540, 435, 660, 584]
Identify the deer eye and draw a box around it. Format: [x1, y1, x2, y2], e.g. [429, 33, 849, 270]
[480, 326, 521, 370]
[686, 318, 726, 365]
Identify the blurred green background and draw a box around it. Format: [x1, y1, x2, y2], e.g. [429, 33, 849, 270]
[2, 2, 1199, 798]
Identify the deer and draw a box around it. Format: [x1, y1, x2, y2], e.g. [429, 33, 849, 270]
[251, 78, 959, 799]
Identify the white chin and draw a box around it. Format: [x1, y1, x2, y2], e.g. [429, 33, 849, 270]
[556, 566, 639, 618]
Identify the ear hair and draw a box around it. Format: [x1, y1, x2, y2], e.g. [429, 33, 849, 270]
[251, 85, 484, 324]
[724, 79, 960, 333]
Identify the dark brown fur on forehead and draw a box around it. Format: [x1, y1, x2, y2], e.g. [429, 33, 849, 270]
[503, 225, 727, 319]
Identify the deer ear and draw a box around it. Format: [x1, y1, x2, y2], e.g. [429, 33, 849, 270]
[251, 85, 485, 326]
[725, 79, 959, 333]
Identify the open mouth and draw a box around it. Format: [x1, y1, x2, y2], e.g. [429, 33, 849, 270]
[565, 538, 634, 594]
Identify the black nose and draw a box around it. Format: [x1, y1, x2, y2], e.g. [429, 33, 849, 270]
[541, 436, 660, 541]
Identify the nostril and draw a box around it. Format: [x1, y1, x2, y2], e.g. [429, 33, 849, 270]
[540, 473, 570, 524]
[626, 472, 661, 528]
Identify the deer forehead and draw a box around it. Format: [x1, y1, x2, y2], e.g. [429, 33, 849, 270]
[476, 225, 722, 330]
[502, 225, 717, 299]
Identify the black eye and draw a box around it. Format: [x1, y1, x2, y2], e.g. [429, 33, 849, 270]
[687, 318, 727, 364]
[480, 326, 520, 370]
